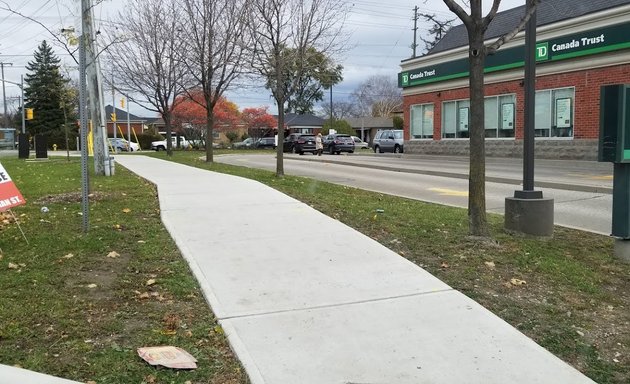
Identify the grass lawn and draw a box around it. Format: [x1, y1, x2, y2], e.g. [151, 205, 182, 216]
[1, 149, 629, 384]
[157, 150, 629, 384]
[0, 156, 247, 383]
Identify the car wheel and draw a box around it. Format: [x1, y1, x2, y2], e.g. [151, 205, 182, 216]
[298, 151, 304, 155]
[291, 145, 296, 154]
[336, 151, 341, 155]
[373, 145, 380, 153]
[349, 150, 354, 154]
[394, 145, 401, 153]
[329, 145, 334, 155]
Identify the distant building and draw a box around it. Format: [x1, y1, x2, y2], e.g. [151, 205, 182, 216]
[399, 0, 630, 159]
[105, 105, 149, 136]
[279, 113, 326, 134]
[345, 117, 394, 144]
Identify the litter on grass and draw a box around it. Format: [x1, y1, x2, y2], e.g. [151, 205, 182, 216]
[137, 346, 197, 369]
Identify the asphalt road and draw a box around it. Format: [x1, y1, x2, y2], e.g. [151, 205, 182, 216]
[215, 153, 613, 235]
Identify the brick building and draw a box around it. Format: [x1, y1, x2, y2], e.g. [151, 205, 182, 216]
[398, 0, 630, 159]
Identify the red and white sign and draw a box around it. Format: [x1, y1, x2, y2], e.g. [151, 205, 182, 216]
[0, 163, 26, 212]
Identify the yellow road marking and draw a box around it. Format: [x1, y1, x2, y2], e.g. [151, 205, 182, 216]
[428, 187, 468, 197]
[566, 173, 613, 180]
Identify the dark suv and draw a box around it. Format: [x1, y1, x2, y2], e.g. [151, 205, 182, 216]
[283, 133, 302, 153]
[294, 134, 317, 155]
[323, 134, 355, 155]
[373, 129, 404, 153]
[254, 137, 276, 149]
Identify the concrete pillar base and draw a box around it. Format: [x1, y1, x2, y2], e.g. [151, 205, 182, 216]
[614, 239, 630, 263]
[504, 197, 554, 237]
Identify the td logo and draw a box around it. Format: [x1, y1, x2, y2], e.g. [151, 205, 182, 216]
[535, 42, 548, 61]
[401, 73, 409, 86]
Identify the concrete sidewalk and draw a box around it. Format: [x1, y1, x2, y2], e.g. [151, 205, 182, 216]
[116, 155, 595, 384]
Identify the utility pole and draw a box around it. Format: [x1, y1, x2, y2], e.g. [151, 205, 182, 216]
[112, 72, 116, 144]
[412, 6, 419, 58]
[83, 0, 110, 176]
[0, 62, 13, 127]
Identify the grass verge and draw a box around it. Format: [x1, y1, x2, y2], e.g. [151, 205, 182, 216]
[156, 150, 629, 384]
[0, 156, 247, 384]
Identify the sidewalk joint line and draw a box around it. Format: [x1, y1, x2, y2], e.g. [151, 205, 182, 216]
[218, 288, 455, 321]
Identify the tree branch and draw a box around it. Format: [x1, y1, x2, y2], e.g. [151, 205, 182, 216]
[442, 0, 472, 27]
[486, 0, 540, 55]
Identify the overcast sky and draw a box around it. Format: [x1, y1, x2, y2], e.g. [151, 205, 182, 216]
[0, 0, 524, 119]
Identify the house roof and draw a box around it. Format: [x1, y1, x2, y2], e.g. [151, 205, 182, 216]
[345, 117, 394, 129]
[105, 105, 151, 122]
[277, 113, 325, 127]
[428, 0, 630, 55]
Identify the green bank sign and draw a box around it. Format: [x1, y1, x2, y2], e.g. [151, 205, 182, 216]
[399, 21, 630, 88]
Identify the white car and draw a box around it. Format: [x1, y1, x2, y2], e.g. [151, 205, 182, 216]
[351, 136, 369, 150]
[109, 138, 140, 152]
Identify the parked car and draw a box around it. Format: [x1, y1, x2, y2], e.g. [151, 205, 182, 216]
[109, 138, 140, 152]
[233, 137, 256, 149]
[372, 129, 404, 153]
[151, 135, 190, 151]
[323, 133, 355, 155]
[351, 136, 369, 150]
[283, 133, 302, 153]
[293, 134, 317, 155]
[254, 137, 277, 149]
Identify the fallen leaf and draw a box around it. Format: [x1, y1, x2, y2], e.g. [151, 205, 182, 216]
[122, 208, 131, 213]
[146, 279, 156, 286]
[184, 330, 193, 337]
[137, 240, 146, 244]
[144, 375, 156, 383]
[510, 278, 527, 286]
[213, 325, 224, 335]
[86, 381, 97, 384]
[576, 330, 585, 337]
[484, 261, 495, 269]
[138, 292, 150, 299]
[62, 253, 74, 259]
[440, 262, 450, 269]
[87, 283, 97, 288]
[8, 262, 18, 270]
[107, 251, 120, 258]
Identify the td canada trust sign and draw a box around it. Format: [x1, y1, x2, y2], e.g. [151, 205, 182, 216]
[399, 21, 630, 88]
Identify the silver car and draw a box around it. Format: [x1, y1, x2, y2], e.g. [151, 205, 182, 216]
[372, 129, 404, 153]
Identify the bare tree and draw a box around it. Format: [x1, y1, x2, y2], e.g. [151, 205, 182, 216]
[442, 0, 539, 236]
[105, 0, 188, 156]
[419, 13, 456, 54]
[351, 75, 402, 117]
[319, 100, 358, 120]
[180, 0, 250, 163]
[248, 0, 349, 176]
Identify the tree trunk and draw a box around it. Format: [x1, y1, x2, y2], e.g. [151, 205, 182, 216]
[276, 101, 285, 176]
[164, 113, 173, 157]
[468, 32, 489, 237]
[206, 104, 214, 163]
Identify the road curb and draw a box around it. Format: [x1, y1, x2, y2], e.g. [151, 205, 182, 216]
[285, 156, 613, 194]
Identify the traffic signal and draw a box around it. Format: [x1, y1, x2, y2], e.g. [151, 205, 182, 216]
[25, 108, 33, 120]
[120, 97, 125, 109]
[110, 113, 116, 122]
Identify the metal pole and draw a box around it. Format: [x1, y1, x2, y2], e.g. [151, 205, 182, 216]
[0, 62, 12, 127]
[20, 75, 25, 134]
[329, 86, 333, 129]
[126, 96, 131, 145]
[112, 72, 116, 144]
[516, 0, 541, 199]
[79, 3, 90, 232]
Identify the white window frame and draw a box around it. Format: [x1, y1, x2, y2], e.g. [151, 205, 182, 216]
[410, 103, 434, 139]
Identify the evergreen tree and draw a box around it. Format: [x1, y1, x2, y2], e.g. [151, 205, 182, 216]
[24, 40, 70, 145]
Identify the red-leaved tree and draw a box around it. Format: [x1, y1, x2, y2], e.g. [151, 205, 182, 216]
[172, 91, 241, 147]
[241, 107, 277, 140]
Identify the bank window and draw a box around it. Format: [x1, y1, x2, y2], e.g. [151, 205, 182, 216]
[442, 99, 469, 138]
[488, 94, 515, 138]
[442, 95, 514, 139]
[535, 87, 574, 138]
[410, 103, 434, 139]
